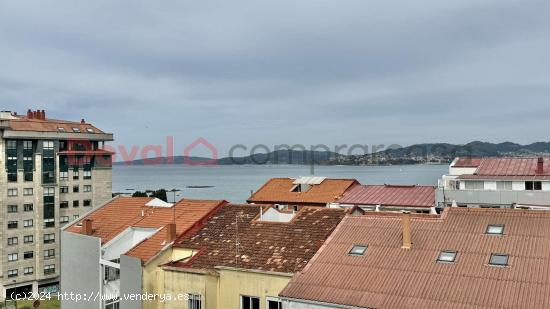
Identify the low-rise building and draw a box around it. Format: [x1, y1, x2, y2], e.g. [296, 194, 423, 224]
[333, 184, 437, 214]
[156, 203, 346, 309]
[280, 207, 550, 309]
[60, 196, 227, 309]
[247, 177, 359, 210]
[437, 157, 550, 209]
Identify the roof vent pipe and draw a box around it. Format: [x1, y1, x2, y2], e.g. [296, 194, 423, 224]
[401, 211, 412, 249]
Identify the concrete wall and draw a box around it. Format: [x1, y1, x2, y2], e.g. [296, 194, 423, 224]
[60, 231, 102, 309]
[120, 255, 142, 309]
[162, 269, 214, 309]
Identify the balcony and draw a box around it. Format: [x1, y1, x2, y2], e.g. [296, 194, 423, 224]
[436, 188, 550, 207]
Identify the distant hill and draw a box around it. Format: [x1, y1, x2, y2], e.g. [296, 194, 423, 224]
[113, 141, 550, 166]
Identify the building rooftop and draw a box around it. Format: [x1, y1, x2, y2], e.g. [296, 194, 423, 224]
[280, 207, 550, 309]
[337, 184, 436, 208]
[168, 204, 347, 273]
[65, 197, 227, 263]
[454, 157, 550, 180]
[247, 177, 359, 205]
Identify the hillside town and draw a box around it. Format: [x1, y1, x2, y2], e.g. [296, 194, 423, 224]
[1, 109, 550, 309]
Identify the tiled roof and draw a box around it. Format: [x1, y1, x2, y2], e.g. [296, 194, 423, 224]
[8, 116, 105, 134]
[337, 185, 435, 208]
[247, 178, 359, 205]
[452, 157, 482, 168]
[65, 197, 227, 263]
[280, 208, 550, 309]
[169, 204, 346, 273]
[454, 157, 550, 179]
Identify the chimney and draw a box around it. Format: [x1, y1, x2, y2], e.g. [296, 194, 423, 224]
[27, 109, 32, 118]
[32, 110, 38, 119]
[83, 219, 93, 236]
[537, 157, 544, 174]
[81, 118, 86, 124]
[41, 110, 46, 120]
[401, 211, 412, 249]
[166, 223, 177, 243]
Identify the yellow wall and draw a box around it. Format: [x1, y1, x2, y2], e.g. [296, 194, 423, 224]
[142, 248, 198, 309]
[217, 268, 292, 309]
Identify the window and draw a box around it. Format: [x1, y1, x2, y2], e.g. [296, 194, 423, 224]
[84, 185, 92, 192]
[489, 253, 509, 266]
[496, 181, 513, 190]
[241, 296, 260, 309]
[7, 189, 17, 197]
[60, 216, 70, 224]
[73, 170, 79, 180]
[86, 128, 94, 133]
[60, 186, 69, 193]
[24, 204, 33, 212]
[44, 234, 55, 244]
[7, 237, 18, 246]
[73, 215, 80, 220]
[486, 224, 505, 235]
[8, 253, 18, 262]
[83, 199, 91, 207]
[465, 181, 485, 190]
[73, 200, 80, 207]
[7, 140, 17, 149]
[44, 264, 55, 275]
[8, 221, 17, 229]
[43, 141, 54, 150]
[267, 298, 283, 309]
[8, 269, 18, 278]
[73, 185, 79, 193]
[23, 140, 32, 149]
[437, 251, 457, 263]
[348, 245, 368, 256]
[8, 205, 18, 213]
[83, 170, 92, 179]
[58, 127, 66, 132]
[24, 235, 33, 244]
[44, 187, 55, 196]
[59, 171, 68, 181]
[23, 188, 33, 196]
[24, 267, 33, 275]
[44, 219, 55, 228]
[105, 299, 120, 309]
[188, 294, 202, 309]
[72, 127, 80, 133]
[526, 181, 543, 191]
[44, 249, 55, 259]
[23, 219, 33, 228]
[24, 251, 34, 259]
[60, 201, 69, 209]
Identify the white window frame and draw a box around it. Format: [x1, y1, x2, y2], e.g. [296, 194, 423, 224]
[24, 267, 34, 275]
[7, 189, 18, 197]
[24, 219, 34, 227]
[266, 297, 283, 309]
[23, 188, 33, 196]
[240, 295, 260, 309]
[188, 294, 202, 309]
[8, 253, 18, 262]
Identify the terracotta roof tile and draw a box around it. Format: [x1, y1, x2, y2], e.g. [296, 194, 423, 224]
[8, 116, 106, 134]
[169, 204, 346, 273]
[280, 208, 550, 309]
[247, 178, 359, 205]
[65, 197, 227, 263]
[337, 185, 436, 208]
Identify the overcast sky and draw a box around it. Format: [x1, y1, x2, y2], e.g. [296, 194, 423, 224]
[1, 0, 549, 156]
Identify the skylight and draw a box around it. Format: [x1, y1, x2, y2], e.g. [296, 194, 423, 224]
[437, 250, 457, 263]
[86, 128, 94, 133]
[348, 245, 368, 256]
[489, 253, 509, 267]
[486, 224, 504, 235]
[58, 127, 66, 132]
[72, 128, 81, 133]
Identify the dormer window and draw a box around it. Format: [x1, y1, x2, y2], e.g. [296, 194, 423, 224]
[291, 184, 311, 193]
[437, 250, 457, 263]
[489, 253, 509, 267]
[72, 128, 81, 133]
[348, 245, 368, 256]
[58, 127, 66, 132]
[486, 224, 504, 235]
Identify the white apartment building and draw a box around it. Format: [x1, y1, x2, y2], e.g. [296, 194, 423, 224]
[437, 157, 550, 209]
[0, 109, 113, 298]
